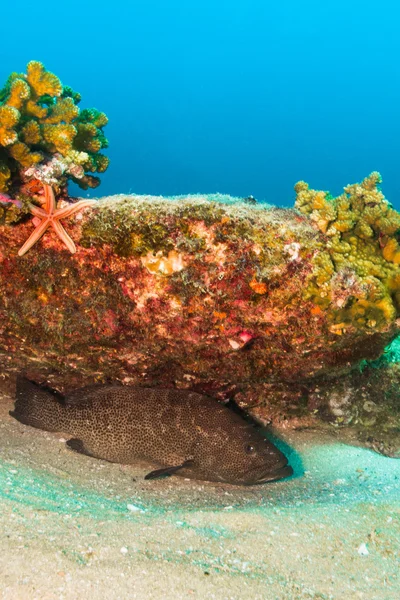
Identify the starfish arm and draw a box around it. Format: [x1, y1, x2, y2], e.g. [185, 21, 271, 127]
[18, 185, 95, 256]
[44, 184, 56, 214]
[28, 203, 48, 218]
[51, 220, 77, 253]
[18, 219, 50, 256]
[54, 199, 97, 220]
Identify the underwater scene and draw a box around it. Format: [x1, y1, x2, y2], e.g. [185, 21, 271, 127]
[0, 1, 399, 599]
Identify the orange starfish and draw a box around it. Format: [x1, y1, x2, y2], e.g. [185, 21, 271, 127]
[18, 184, 96, 256]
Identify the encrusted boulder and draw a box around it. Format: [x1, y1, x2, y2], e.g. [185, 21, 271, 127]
[0, 174, 399, 455]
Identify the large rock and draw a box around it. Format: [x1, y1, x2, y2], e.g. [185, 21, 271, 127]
[1, 176, 400, 454]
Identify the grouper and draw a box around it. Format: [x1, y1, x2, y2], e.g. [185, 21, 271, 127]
[10, 376, 293, 485]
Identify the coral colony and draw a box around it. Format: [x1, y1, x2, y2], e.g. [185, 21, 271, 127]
[294, 173, 400, 332]
[0, 61, 108, 251]
[0, 61, 109, 197]
[0, 61, 399, 456]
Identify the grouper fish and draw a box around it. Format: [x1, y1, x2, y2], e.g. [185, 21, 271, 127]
[10, 376, 293, 485]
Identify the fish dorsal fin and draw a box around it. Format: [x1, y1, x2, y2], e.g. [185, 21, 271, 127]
[144, 459, 195, 480]
[64, 384, 122, 405]
[16, 375, 64, 402]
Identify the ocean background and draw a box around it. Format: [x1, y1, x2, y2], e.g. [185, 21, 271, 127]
[1, 0, 400, 208]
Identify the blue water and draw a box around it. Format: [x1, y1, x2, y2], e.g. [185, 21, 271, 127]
[1, 0, 400, 207]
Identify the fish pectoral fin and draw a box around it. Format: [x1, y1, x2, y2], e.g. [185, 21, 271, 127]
[66, 437, 96, 458]
[144, 459, 195, 480]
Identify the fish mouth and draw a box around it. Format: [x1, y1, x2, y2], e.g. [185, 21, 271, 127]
[243, 454, 294, 485]
[254, 463, 294, 484]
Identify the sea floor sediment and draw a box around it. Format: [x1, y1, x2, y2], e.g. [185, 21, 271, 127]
[0, 388, 399, 600]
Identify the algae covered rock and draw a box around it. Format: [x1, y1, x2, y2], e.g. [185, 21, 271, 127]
[0, 175, 399, 453]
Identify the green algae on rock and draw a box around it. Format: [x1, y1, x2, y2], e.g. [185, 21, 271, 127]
[0, 176, 400, 455]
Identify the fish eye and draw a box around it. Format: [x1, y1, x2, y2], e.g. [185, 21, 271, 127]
[245, 444, 256, 454]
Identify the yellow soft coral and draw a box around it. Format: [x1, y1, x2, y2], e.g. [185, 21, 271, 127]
[8, 141, 42, 167]
[294, 182, 337, 234]
[0, 162, 10, 190]
[74, 123, 102, 153]
[0, 105, 19, 146]
[20, 120, 42, 144]
[94, 154, 110, 173]
[43, 97, 79, 124]
[295, 173, 400, 328]
[382, 238, 400, 264]
[25, 99, 48, 120]
[7, 79, 30, 110]
[42, 123, 77, 155]
[26, 61, 62, 98]
[0, 61, 109, 194]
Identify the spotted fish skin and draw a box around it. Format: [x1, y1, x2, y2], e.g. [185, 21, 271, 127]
[10, 376, 293, 485]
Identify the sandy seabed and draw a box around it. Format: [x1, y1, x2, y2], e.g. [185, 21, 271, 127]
[0, 385, 399, 600]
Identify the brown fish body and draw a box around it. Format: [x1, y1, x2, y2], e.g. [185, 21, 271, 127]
[11, 377, 293, 485]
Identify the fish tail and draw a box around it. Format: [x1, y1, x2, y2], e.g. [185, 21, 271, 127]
[10, 376, 65, 432]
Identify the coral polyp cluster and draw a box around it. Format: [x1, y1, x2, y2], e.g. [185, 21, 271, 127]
[0, 61, 109, 196]
[295, 172, 400, 332]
